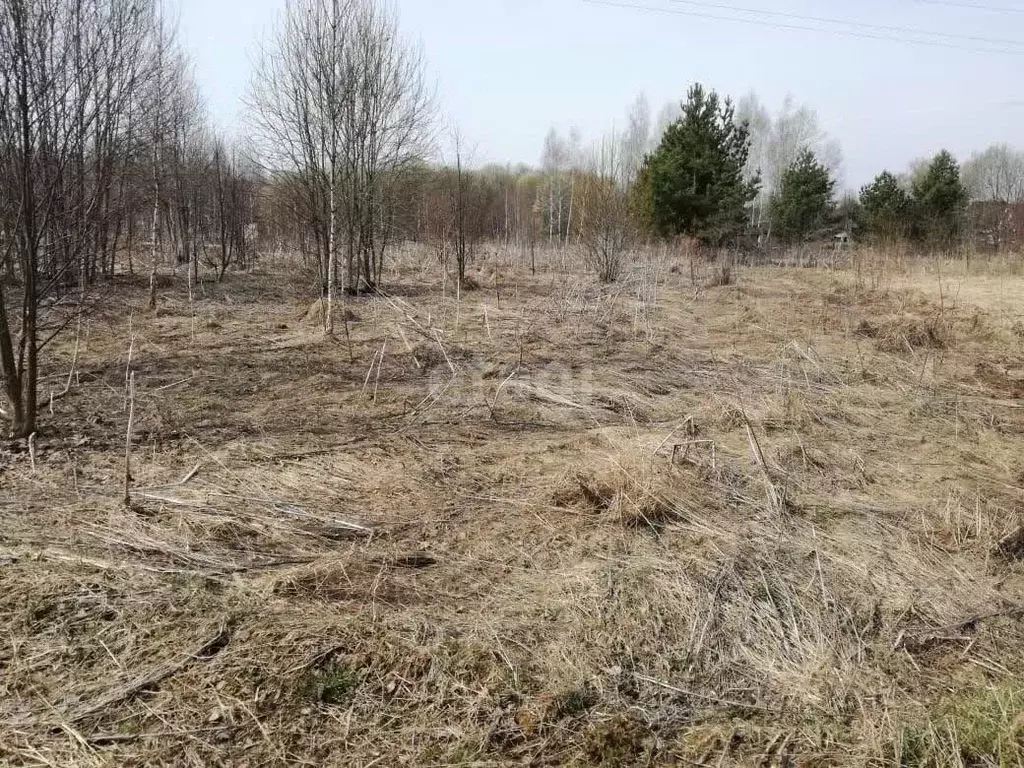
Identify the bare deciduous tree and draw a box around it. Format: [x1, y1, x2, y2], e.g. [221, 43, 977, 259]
[0, 0, 175, 438]
[621, 93, 651, 185]
[212, 141, 259, 279]
[426, 133, 493, 288]
[248, 0, 434, 334]
[540, 127, 581, 247]
[579, 133, 633, 283]
[962, 144, 1024, 203]
[736, 92, 843, 237]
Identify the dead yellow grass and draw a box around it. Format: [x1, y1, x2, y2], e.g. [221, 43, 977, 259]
[2, 247, 1024, 766]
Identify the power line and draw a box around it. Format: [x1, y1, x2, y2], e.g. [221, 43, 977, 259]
[583, 0, 1024, 54]
[666, 0, 1024, 48]
[909, 0, 1024, 14]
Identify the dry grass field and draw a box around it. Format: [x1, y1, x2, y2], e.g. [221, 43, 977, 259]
[2, 247, 1024, 766]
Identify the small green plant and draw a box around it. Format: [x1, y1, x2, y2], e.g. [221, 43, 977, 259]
[894, 684, 1024, 766]
[583, 714, 657, 765]
[299, 660, 362, 706]
[549, 684, 599, 720]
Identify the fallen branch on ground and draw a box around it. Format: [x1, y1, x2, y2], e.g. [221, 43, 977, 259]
[633, 673, 779, 714]
[893, 602, 1024, 651]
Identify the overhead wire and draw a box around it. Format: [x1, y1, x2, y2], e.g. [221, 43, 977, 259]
[666, 0, 1024, 48]
[908, 0, 1024, 13]
[582, 0, 1024, 55]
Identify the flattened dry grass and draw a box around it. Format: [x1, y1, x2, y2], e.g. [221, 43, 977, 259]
[2, 247, 1024, 766]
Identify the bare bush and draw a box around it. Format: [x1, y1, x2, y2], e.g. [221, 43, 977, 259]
[579, 134, 633, 283]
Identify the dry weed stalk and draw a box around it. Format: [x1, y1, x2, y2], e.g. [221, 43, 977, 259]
[361, 339, 387, 399]
[743, 415, 785, 513]
[671, 439, 717, 471]
[27, 432, 36, 471]
[123, 371, 136, 506]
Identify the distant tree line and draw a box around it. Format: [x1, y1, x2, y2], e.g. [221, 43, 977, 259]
[858, 152, 968, 249]
[623, 85, 973, 254]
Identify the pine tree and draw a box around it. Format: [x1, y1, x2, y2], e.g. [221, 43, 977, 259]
[912, 150, 968, 248]
[627, 161, 655, 239]
[859, 171, 910, 243]
[642, 84, 759, 245]
[770, 150, 835, 242]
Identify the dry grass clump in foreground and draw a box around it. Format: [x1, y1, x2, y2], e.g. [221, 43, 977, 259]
[2, 248, 1024, 766]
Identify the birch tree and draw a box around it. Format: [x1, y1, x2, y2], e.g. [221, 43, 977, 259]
[541, 128, 566, 245]
[248, 0, 350, 332]
[248, 0, 434, 333]
[962, 144, 1024, 203]
[737, 92, 843, 238]
[621, 93, 652, 185]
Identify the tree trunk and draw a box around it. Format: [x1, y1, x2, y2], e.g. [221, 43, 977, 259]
[22, 297, 38, 437]
[127, 214, 135, 275]
[326, 181, 336, 335]
[216, 149, 229, 280]
[0, 283, 27, 438]
[12, 28, 37, 439]
[564, 173, 574, 248]
[548, 183, 554, 244]
[149, 143, 160, 311]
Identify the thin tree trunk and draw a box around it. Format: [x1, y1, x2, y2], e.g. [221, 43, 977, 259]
[14, 30, 38, 439]
[127, 214, 135, 275]
[564, 173, 574, 248]
[216, 148, 229, 280]
[149, 149, 159, 311]
[548, 183, 554, 244]
[326, 181, 336, 335]
[556, 175, 563, 244]
[0, 282, 25, 437]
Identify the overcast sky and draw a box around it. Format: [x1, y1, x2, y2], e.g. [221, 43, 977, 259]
[177, 0, 1024, 190]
